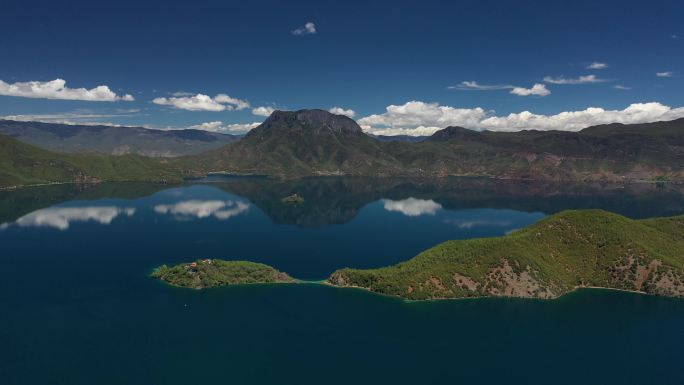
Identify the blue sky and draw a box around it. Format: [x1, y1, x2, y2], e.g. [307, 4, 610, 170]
[0, 0, 682, 135]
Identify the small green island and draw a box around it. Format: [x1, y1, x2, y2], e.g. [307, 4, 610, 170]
[152, 259, 296, 289]
[328, 210, 684, 300]
[281, 193, 305, 205]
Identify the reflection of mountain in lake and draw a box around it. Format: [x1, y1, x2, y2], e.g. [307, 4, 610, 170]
[0, 182, 167, 224]
[210, 177, 382, 227]
[3, 177, 684, 228]
[210, 177, 684, 227]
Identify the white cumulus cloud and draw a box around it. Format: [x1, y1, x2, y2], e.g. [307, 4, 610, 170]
[543, 74, 607, 84]
[364, 125, 449, 137]
[329, 107, 356, 117]
[252, 106, 276, 117]
[656, 71, 674, 78]
[510, 83, 550, 96]
[357, 101, 486, 135]
[214, 94, 250, 110]
[479, 102, 684, 132]
[292, 22, 316, 35]
[0, 78, 134, 102]
[153, 93, 249, 112]
[358, 101, 684, 136]
[188, 121, 261, 134]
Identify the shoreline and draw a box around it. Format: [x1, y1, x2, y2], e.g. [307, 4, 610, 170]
[320, 282, 684, 302]
[0, 180, 79, 191]
[0, 179, 179, 192]
[155, 275, 684, 302]
[3, 173, 681, 191]
[199, 171, 684, 184]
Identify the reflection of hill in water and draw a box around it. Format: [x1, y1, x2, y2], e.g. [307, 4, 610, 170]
[211, 177, 377, 227]
[211, 177, 684, 227]
[2, 177, 684, 228]
[0, 183, 167, 224]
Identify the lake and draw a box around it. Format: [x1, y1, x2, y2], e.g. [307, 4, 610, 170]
[1, 177, 684, 384]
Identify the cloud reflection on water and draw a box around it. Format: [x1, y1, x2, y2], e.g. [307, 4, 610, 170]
[153, 200, 249, 220]
[382, 198, 442, 217]
[444, 218, 513, 229]
[1, 206, 136, 230]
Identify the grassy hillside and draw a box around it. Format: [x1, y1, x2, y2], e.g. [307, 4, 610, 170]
[0, 134, 182, 188]
[328, 210, 684, 299]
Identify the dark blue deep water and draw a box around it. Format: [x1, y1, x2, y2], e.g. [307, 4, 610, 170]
[1, 177, 683, 384]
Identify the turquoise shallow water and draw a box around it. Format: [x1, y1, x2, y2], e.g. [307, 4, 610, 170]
[1, 177, 684, 384]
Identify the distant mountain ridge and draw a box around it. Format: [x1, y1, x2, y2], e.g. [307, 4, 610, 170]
[0, 120, 240, 157]
[3, 109, 684, 187]
[0, 134, 180, 188]
[191, 109, 684, 181]
[371, 134, 428, 143]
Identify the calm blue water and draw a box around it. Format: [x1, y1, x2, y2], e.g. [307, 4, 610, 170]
[1, 177, 683, 384]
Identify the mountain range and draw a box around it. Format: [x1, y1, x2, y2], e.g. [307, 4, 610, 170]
[191, 109, 684, 181]
[1, 109, 684, 188]
[0, 134, 180, 188]
[0, 120, 239, 157]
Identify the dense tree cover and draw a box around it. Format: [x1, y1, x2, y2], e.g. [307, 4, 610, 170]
[152, 260, 295, 289]
[329, 210, 684, 300]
